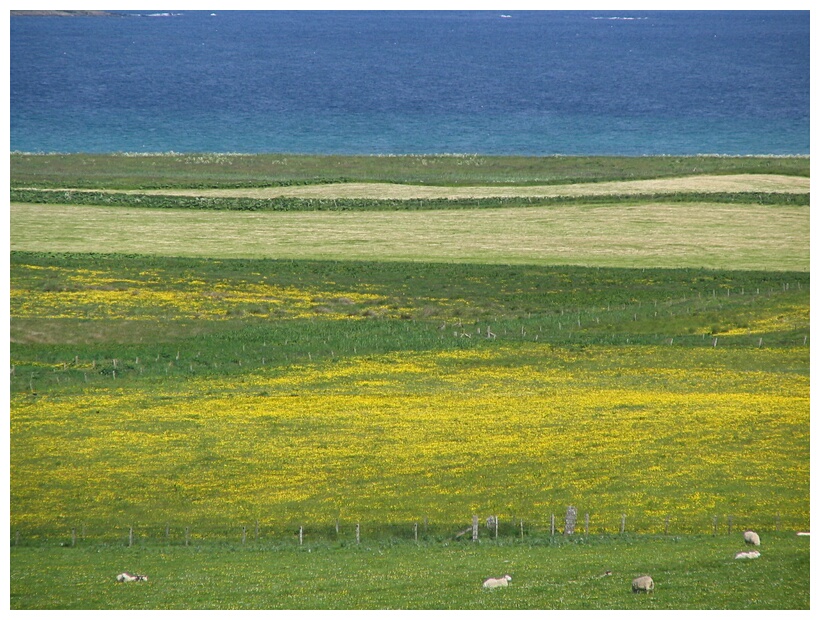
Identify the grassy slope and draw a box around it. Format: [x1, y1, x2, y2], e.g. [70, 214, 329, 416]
[10, 252, 811, 347]
[10, 343, 810, 534]
[10, 252, 810, 538]
[9, 154, 811, 609]
[10, 534, 810, 610]
[10, 153, 810, 188]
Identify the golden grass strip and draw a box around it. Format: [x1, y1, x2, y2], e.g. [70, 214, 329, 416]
[11, 201, 809, 271]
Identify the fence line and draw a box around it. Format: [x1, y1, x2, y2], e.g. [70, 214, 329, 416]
[10, 510, 806, 547]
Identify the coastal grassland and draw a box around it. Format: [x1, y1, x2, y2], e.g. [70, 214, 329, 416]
[10, 199, 809, 271]
[10, 253, 810, 541]
[10, 152, 810, 189]
[8, 152, 810, 609]
[10, 252, 810, 350]
[10, 534, 810, 610]
[10, 344, 810, 537]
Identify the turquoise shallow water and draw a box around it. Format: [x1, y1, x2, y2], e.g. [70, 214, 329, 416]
[10, 10, 810, 155]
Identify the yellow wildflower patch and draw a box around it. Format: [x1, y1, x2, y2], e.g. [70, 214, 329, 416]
[716, 305, 809, 336]
[10, 344, 809, 534]
[10, 266, 408, 321]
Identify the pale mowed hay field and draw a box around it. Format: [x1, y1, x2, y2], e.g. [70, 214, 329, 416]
[11, 200, 808, 271]
[23, 173, 809, 198]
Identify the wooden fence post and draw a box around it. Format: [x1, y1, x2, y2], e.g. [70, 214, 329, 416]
[128, 526, 133, 547]
[584, 513, 590, 535]
[620, 514, 626, 534]
[414, 522, 418, 543]
[15, 530, 21, 546]
[356, 523, 360, 544]
[242, 526, 247, 545]
[185, 526, 190, 546]
[472, 515, 478, 541]
[299, 526, 303, 546]
[712, 515, 718, 536]
[520, 519, 524, 541]
[494, 516, 498, 539]
[550, 514, 555, 537]
[72, 528, 76, 547]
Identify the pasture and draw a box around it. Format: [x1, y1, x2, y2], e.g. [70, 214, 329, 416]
[9, 152, 810, 188]
[10, 534, 810, 610]
[8, 154, 811, 609]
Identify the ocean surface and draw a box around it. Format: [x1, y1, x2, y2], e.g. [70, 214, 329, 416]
[9, 10, 810, 156]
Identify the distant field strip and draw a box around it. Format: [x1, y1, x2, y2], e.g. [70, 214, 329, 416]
[16, 174, 810, 199]
[10, 201, 809, 271]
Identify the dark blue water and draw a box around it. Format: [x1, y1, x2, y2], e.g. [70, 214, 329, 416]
[10, 10, 810, 155]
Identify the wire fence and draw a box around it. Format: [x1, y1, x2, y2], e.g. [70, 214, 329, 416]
[10, 509, 807, 547]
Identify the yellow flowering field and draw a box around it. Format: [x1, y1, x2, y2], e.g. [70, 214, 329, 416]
[10, 343, 809, 538]
[10, 263, 409, 322]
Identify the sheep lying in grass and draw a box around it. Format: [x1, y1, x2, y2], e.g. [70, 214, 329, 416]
[116, 572, 148, 583]
[482, 575, 512, 589]
[631, 575, 654, 593]
[743, 530, 761, 546]
[735, 550, 761, 560]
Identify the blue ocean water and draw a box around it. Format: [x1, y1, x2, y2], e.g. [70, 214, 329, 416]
[9, 10, 810, 155]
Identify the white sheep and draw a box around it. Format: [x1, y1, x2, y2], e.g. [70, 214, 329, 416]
[482, 574, 512, 589]
[743, 530, 761, 546]
[734, 550, 761, 560]
[116, 572, 148, 583]
[631, 575, 654, 593]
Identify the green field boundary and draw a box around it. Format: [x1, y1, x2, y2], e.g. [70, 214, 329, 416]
[10, 153, 810, 190]
[9, 188, 809, 212]
[11, 512, 807, 546]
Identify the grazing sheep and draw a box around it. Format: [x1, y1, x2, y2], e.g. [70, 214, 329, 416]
[116, 572, 148, 583]
[734, 550, 761, 560]
[482, 574, 512, 589]
[631, 575, 654, 593]
[743, 530, 761, 546]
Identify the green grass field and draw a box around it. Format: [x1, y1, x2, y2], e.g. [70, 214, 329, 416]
[9, 152, 810, 188]
[8, 154, 810, 609]
[10, 534, 810, 610]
